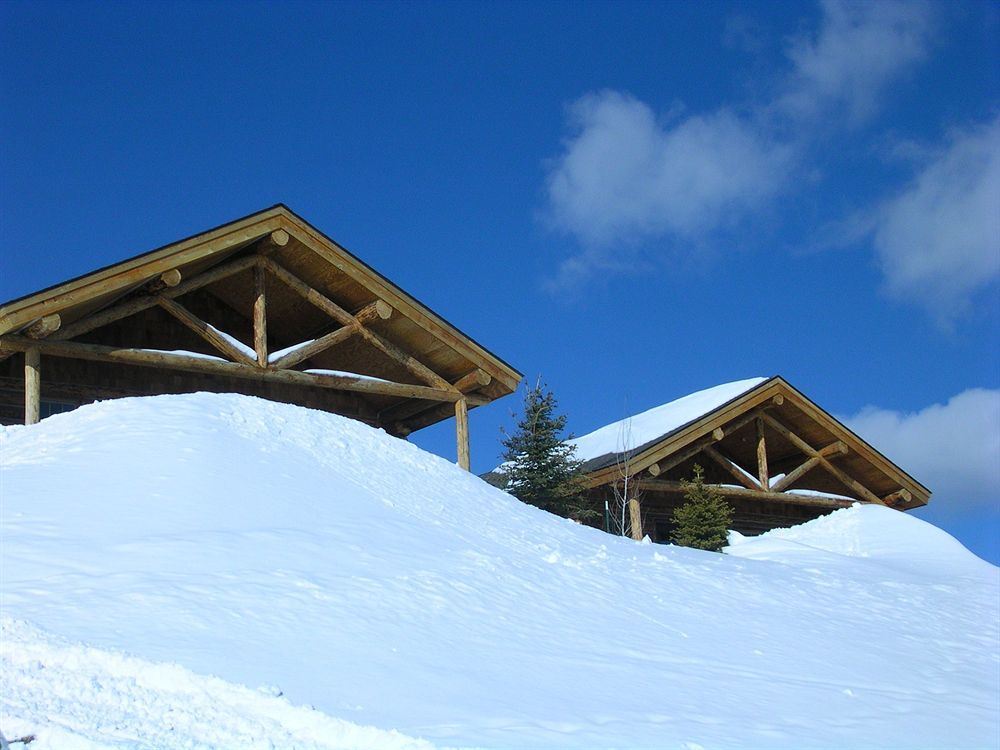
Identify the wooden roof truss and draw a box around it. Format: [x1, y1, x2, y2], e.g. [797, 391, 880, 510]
[0, 207, 522, 468]
[587, 379, 929, 514]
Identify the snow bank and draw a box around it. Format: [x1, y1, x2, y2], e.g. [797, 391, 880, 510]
[1, 618, 432, 750]
[2, 393, 998, 749]
[727, 504, 996, 578]
[569, 377, 766, 462]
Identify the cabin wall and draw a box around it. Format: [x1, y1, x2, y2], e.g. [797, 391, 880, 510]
[0, 350, 382, 427]
[586, 486, 832, 540]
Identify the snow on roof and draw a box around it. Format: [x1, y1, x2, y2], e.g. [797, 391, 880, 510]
[570, 377, 768, 465]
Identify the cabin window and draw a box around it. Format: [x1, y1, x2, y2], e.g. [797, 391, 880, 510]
[40, 399, 76, 419]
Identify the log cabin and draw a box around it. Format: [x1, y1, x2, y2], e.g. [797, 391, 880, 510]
[573, 377, 930, 539]
[0, 205, 522, 468]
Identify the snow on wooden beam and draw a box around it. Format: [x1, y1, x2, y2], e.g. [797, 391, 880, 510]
[636, 479, 855, 509]
[0, 335, 467, 404]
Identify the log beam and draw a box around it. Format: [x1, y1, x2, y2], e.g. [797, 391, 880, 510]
[882, 489, 912, 506]
[0, 335, 467, 404]
[268, 326, 356, 370]
[769, 456, 821, 493]
[261, 258, 457, 393]
[636, 479, 855, 509]
[354, 299, 393, 325]
[24, 348, 39, 425]
[378, 369, 490, 425]
[24, 314, 61, 339]
[155, 297, 257, 367]
[452, 368, 491, 393]
[269, 229, 290, 248]
[389, 392, 492, 433]
[160, 269, 182, 288]
[0, 220, 284, 335]
[818, 440, 849, 458]
[760, 412, 884, 505]
[267, 301, 393, 371]
[652, 406, 771, 476]
[52, 255, 259, 343]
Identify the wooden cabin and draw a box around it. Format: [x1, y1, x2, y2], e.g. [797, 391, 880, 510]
[575, 377, 930, 539]
[0, 205, 522, 468]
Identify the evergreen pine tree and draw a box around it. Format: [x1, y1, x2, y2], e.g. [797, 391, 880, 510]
[500, 381, 595, 522]
[671, 464, 733, 552]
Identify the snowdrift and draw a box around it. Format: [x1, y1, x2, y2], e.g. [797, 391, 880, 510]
[2, 393, 998, 749]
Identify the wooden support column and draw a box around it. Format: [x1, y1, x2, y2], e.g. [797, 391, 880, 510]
[455, 397, 470, 470]
[628, 497, 643, 540]
[253, 261, 267, 366]
[756, 417, 769, 490]
[24, 347, 40, 425]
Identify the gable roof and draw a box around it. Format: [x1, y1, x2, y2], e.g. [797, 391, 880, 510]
[0, 205, 521, 431]
[579, 376, 930, 510]
[572, 378, 768, 471]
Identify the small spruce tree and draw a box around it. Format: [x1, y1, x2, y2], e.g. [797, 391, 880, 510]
[500, 381, 595, 522]
[671, 464, 733, 552]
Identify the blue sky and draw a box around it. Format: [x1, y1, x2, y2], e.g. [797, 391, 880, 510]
[2, 0, 998, 562]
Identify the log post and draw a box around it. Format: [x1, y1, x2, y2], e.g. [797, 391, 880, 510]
[253, 262, 267, 366]
[24, 347, 40, 425]
[455, 397, 470, 470]
[628, 496, 643, 541]
[756, 417, 769, 490]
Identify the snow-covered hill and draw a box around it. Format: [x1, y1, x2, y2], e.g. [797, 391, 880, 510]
[2, 393, 997, 749]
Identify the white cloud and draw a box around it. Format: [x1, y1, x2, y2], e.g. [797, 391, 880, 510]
[545, 91, 792, 253]
[871, 116, 1000, 324]
[779, 0, 934, 126]
[543, 0, 936, 279]
[842, 388, 1000, 513]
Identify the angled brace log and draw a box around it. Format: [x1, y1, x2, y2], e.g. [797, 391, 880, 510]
[261, 257, 457, 393]
[760, 412, 883, 505]
[703, 445, 762, 490]
[155, 297, 257, 367]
